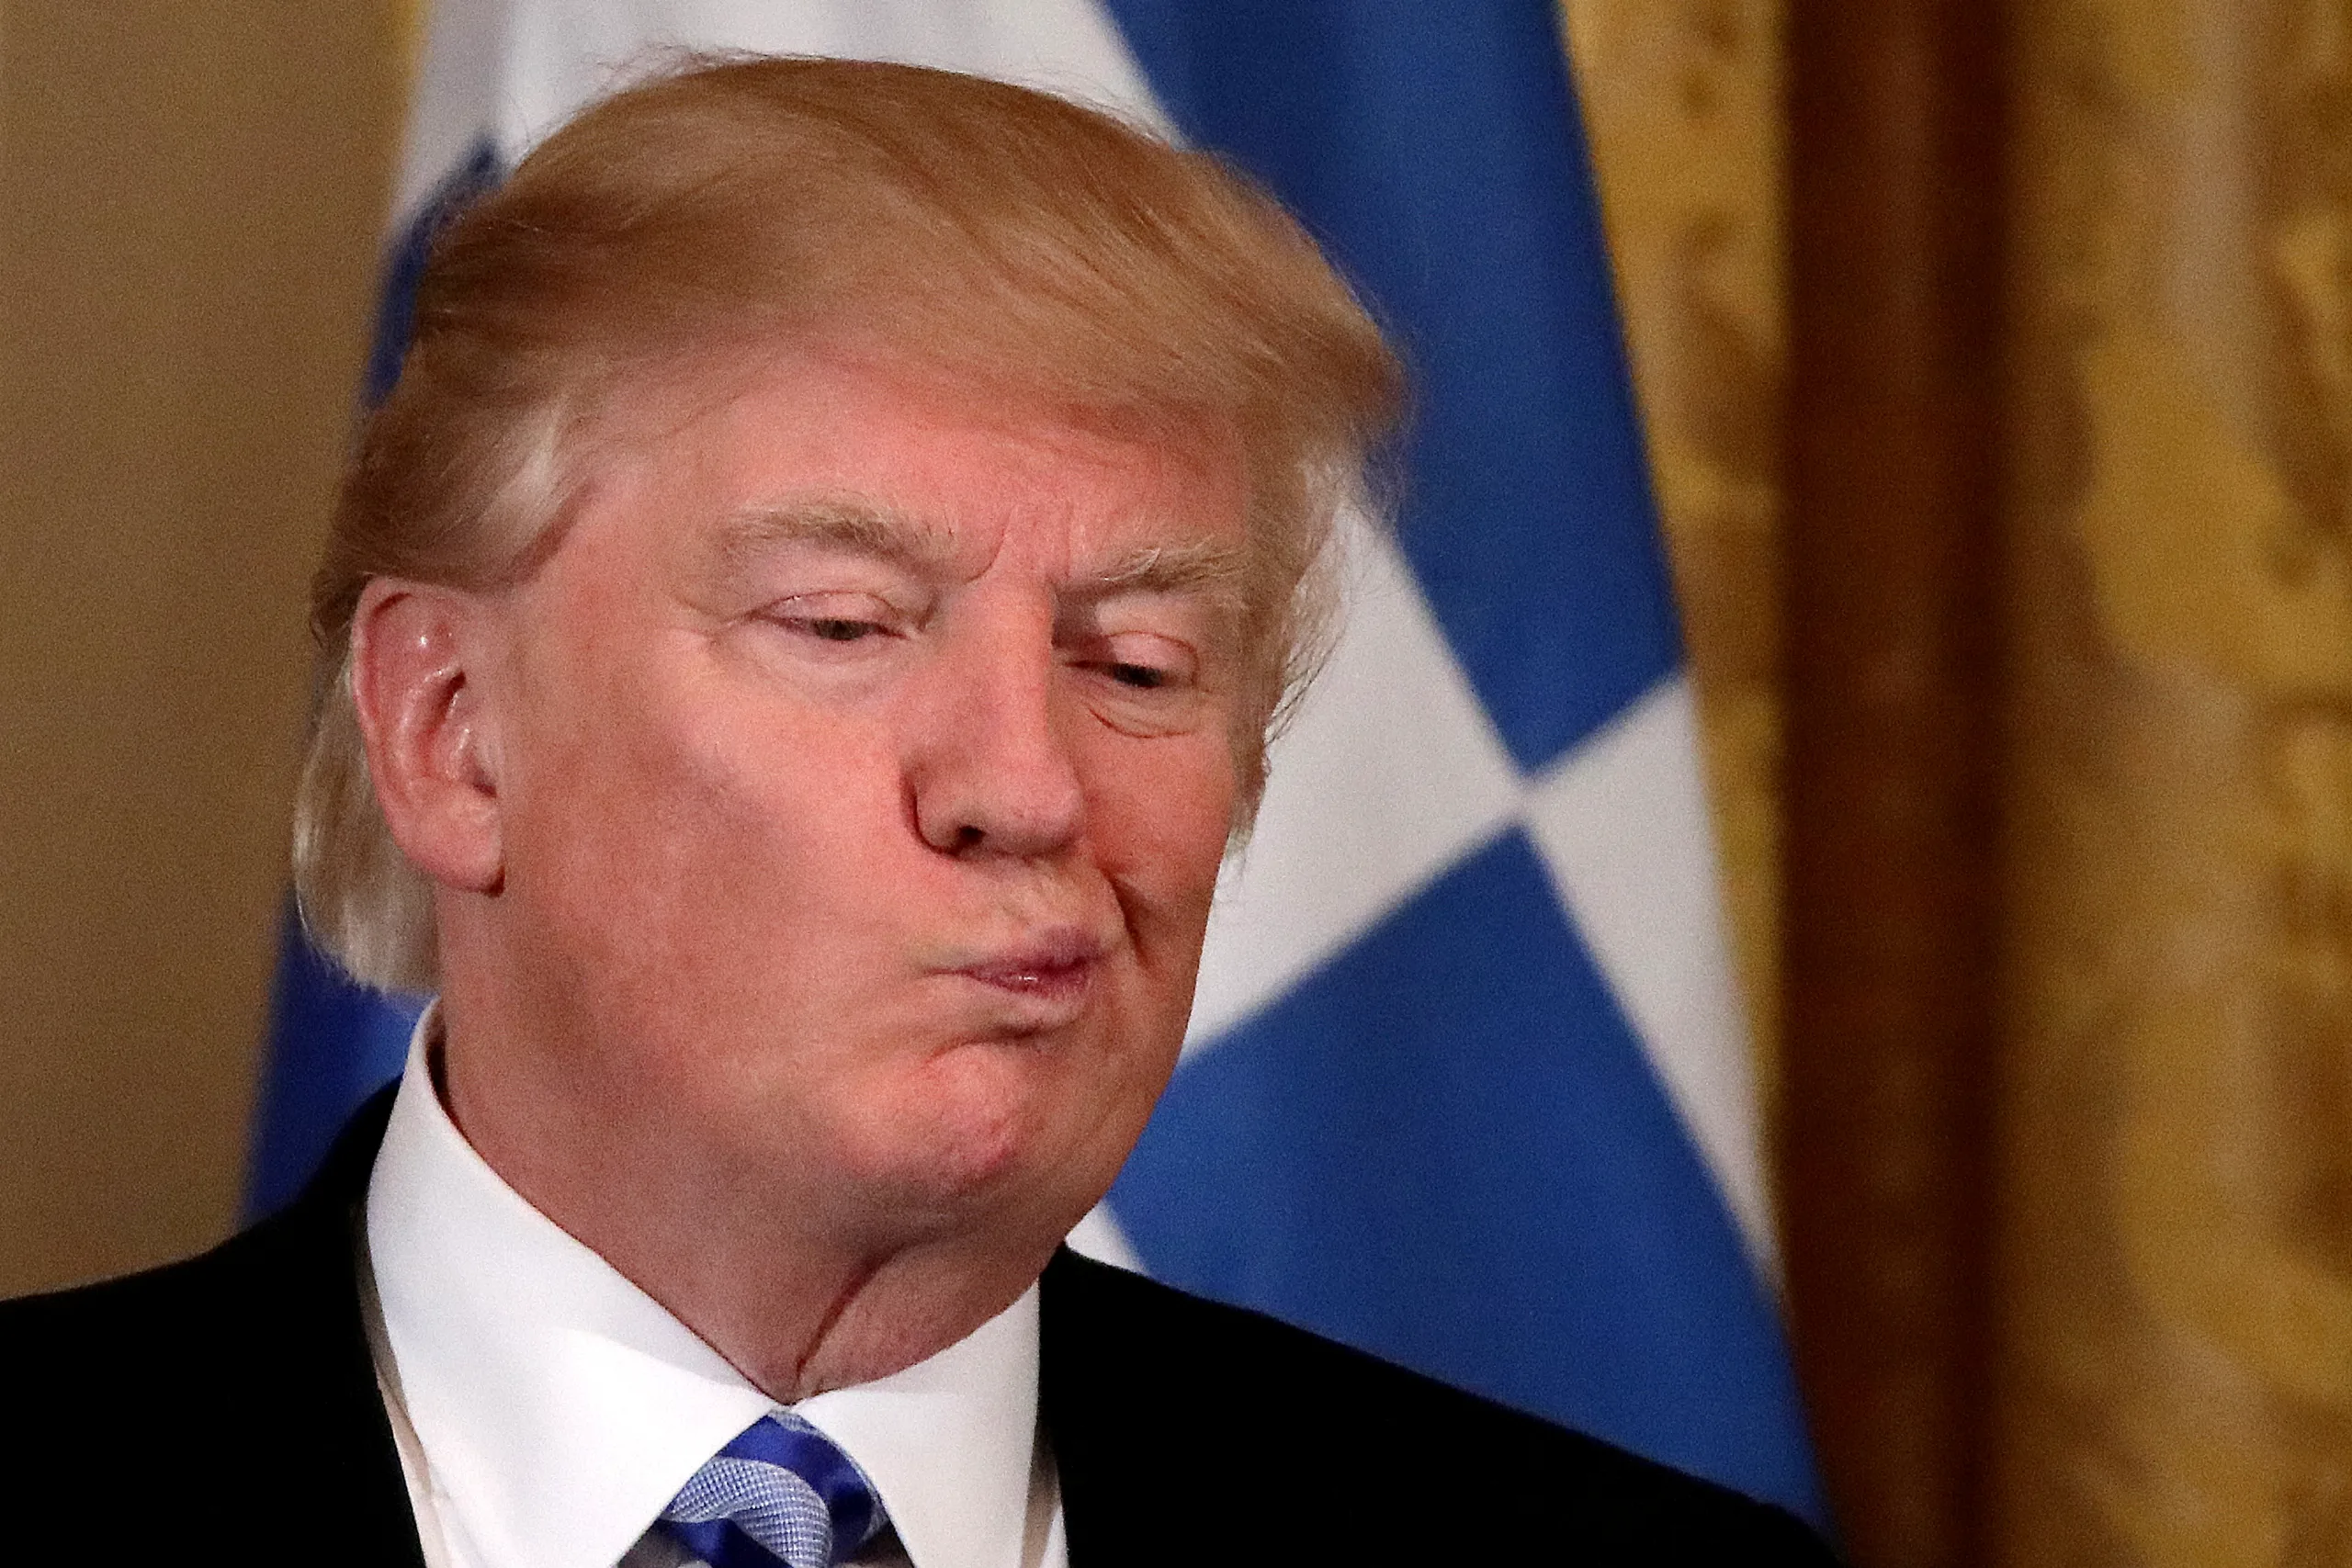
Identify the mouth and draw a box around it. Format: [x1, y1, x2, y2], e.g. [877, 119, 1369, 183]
[944, 929, 1109, 1026]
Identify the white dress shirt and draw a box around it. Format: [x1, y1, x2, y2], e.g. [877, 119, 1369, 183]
[364, 1012, 1068, 1568]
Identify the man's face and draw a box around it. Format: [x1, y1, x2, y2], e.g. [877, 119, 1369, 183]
[463, 348, 1250, 1251]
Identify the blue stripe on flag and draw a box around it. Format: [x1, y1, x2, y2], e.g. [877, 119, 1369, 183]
[1112, 831, 1817, 1514]
[246, 898, 424, 1218]
[1101, 0, 1679, 773]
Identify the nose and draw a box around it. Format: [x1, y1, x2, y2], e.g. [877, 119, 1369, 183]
[904, 606, 1086, 860]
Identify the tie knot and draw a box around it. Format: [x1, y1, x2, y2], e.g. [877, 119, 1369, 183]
[660, 1412, 889, 1568]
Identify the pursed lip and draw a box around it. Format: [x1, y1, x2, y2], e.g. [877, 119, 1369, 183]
[940, 927, 1112, 1022]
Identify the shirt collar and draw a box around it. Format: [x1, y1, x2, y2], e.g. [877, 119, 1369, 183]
[366, 1006, 1044, 1568]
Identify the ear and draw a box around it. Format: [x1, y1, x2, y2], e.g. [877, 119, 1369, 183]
[350, 580, 504, 894]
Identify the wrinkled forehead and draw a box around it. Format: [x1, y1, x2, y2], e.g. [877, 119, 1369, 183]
[562, 339, 1264, 590]
[707, 495, 1253, 615]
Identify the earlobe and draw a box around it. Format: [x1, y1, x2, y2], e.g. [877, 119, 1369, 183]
[350, 581, 505, 894]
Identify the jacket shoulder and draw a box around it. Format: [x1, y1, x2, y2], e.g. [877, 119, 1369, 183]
[1041, 1249, 1836, 1564]
[0, 1201, 332, 1405]
[0, 1083, 394, 1412]
[0, 1091, 424, 1566]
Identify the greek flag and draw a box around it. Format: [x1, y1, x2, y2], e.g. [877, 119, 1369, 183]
[249, 0, 1821, 1521]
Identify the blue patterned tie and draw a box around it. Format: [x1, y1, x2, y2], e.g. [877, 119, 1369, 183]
[658, 1412, 890, 1568]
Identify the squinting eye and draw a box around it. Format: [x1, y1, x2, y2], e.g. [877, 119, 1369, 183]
[1109, 662, 1169, 690]
[803, 617, 876, 643]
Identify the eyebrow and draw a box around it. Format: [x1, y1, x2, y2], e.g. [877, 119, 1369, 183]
[711, 498, 958, 577]
[1080, 540, 1251, 615]
[713, 496, 1251, 609]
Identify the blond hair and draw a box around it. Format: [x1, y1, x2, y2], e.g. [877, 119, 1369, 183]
[296, 54, 1404, 993]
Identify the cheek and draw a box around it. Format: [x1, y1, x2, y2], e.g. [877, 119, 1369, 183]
[1085, 734, 1235, 945]
[502, 637, 901, 962]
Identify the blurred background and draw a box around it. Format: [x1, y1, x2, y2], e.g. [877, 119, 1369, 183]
[5, 2, 2347, 1563]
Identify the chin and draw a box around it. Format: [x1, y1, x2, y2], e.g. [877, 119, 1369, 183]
[832, 1045, 1136, 1238]
[842, 1051, 1058, 1200]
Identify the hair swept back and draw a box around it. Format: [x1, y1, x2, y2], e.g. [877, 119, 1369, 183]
[296, 52, 1404, 993]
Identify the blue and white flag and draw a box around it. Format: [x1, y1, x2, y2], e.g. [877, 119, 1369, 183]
[250, 0, 1821, 1521]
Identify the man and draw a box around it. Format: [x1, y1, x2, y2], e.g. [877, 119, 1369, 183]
[1, 57, 1832, 1567]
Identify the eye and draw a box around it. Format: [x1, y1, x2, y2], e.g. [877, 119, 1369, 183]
[800, 616, 878, 643]
[1107, 660, 1170, 690]
[1069, 632, 1196, 695]
[755, 591, 910, 649]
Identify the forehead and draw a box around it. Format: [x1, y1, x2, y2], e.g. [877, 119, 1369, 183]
[584, 346, 1254, 579]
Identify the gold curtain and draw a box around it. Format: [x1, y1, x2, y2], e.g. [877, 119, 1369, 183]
[2000, 0, 2352, 1562]
[1578, 1, 2352, 1562]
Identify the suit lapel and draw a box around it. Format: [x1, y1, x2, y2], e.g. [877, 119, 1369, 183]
[1039, 1248, 1222, 1568]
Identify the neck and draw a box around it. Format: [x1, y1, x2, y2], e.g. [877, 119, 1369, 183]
[427, 1012, 1057, 1403]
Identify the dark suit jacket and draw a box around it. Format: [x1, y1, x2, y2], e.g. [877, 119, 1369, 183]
[0, 1091, 1835, 1564]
